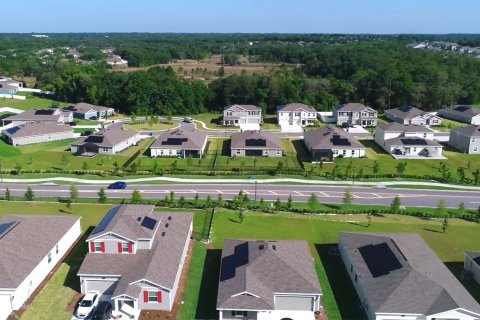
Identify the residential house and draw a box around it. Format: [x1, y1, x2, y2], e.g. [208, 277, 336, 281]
[107, 55, 128, 66]
[77, 205, 193, 320]
[464, 252, 480, 286]
[438, 106, 480, 125]
[449, 125, 480, 154]
[1, 108, 73, 127]
[223, 105, 262, 129]
[339, 232, 480, 320]
[303, 126, 366, 162]
[276, 103, 317, 127]
[384, 106, 442, 126]
[63, 102, 115, 120]
[374, 123, 444, 159]
[332, 103, 378, 127]
[0, 215, 81, 320]
[0, 76, 23, 95]
[217, 239, 323, 320]
[70, 126, 140, 156]
[150, 128, 208, 158]
[2, 123, 74, 146]
[230, 130, 282, 157]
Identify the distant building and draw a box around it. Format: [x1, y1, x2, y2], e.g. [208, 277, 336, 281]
[216, 239, 323, 320]
[384, 106, 442, 126]
[276, 103, 317, 127]
[71, 126, 140, 156]
[63, 102, 115, 120]
[1, 109, 73, 127]
[303, 126, 366, 162]
[449, 125, 480, 154]
[223, 105, 262, 129]
[339, 232, 480, 320]
[0, 76, 23, 95]
[438, 106, 480, 125]
[375, 123, 444, 159]
[332, 103, 377, 127]
[150, 128, 208, 158]
[230, 130, 282, 157]
[2, 123, 74, 146]
[106, 55, 128, 66]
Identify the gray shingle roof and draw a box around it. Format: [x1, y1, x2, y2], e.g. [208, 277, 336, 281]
[217, 240, 322, 310]
[0, 215, 80, 289]
[377, 122, 433, 133]
[150, 128, 207, 150]
[340, 232, 480, 316]
[439, 105, 480, 118]
[3, 123, 73, 138]
[3, 109, 71, 122]
[451, 125, 480, 137]
[224, 104, 261, 112]
[385, 106, 426, 120]
[304, 126, 365, 150]
[231, 130, 281, 149]
[64, 102, 113, 115]
[386, 137, 442, 147]
[78, 206, 193, 293]
[277, 103, 317, 113]
[71, 126, 138, 148]
[333, 103, 371, 112]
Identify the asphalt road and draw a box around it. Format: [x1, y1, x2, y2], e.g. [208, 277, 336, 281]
[1, 183, 479, 209]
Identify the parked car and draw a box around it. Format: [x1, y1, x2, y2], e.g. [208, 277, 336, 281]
[91, 301, 113, 320]
[183, 117, 193, 123]
[108, 181, 127, 189]
[76, 291, 100, 319]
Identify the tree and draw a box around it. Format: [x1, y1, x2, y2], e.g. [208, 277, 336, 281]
[343, 189, 353, 207]
[238, 209, 245, 223]
[5, 188, 11, 201]
[436, 199, 447, 217]
[131, 190, 142, 204]
[308, 193, 319, 211]
[178, 196, 186, 207]
[169, 191, 176, 206]
[477, 205, 480, 222]
[186, 155, 194, 169]
[70, 185, 79, 202]
[274, 198, 282, 211]
[98, 188, 107, 203]
[457, 167, 466, 184]
[130, 162, 138, 173]
[24, 187, 35, 201]
[442, 216, 449, 233]
[396, 162, 407, 176]
[366, 212, 372, 227]
[217, 193, 224, 207]
[458, 202, 466, 216]
[153, 161, 159, 174]
[473, 169, 480, 186]
[205, 195, 213, 208]
[15, 163, 23, 175]
[194, 192, 199, 206]
[66, 199, 72, 212]
[390, 195, 401, 214]
[287, 195, 293, 210]
[82, 161, 88, 171]
[373, 161, 380, 176]
[259, 198, 265, 210]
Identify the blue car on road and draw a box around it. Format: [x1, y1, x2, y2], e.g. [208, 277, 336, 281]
[107, 181, 127, 189]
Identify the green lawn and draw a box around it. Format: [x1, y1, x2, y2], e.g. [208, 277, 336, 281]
[189, 113, 224, 129]
[434, 118, 467, 132]
[124, 121, 178, 131]
[261, 115, 280, 130]
[0, 95, 69, 111]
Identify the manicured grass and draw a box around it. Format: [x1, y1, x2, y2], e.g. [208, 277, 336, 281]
[0, 95, 69, 111]
[74, 120, 102, 126]
[434, 118, 467, 132]
[124, 121, 178, 131]
[189, 113, 224, 129]
[261, 115, 280, 130]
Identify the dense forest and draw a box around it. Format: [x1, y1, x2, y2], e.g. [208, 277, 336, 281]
[1, 34, 480, 115]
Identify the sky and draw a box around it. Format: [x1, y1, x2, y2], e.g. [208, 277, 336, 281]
[3, 0, 480, 34]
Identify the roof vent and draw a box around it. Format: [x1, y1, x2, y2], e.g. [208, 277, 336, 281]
[272, 245, 277, 251]
[168, 216, 172, 221]
[259, 244, 265, 250]
[165, 223, 169, 228]
[137, 217, 142, 222]
[161, 232, 166, 237]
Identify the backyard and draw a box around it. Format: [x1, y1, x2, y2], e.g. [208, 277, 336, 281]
[0, 94, 69, 111]
[4, 202, 480, 320]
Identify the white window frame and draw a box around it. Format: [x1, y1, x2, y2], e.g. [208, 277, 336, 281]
[148, 291, 158, 303]
[94, 242, 102, 252]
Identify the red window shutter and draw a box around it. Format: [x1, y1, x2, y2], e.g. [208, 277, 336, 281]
[128, 243, 133, 253]
[118, 242, 122, 253]
[144, 291, 149, 303]
[90, 242, 95, 253]
[157, 291, 162, 303]
[100, 242, 105, 253]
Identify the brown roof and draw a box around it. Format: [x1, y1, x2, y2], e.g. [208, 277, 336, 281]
[0, 215, 80, 289]
[277, 103, 317, 113]
[3, 123, 73, 139]
[231, 130, 281, 149]
[304, 126, 365, 150]
[71, 126, 138, 148]
[217, 240, 322, 310]
[340, 232, 480, 316]
[150, 128, 207, 150]
[224, 104, 261, 112]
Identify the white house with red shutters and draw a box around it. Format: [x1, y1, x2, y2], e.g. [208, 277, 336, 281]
[77, 205, 193, 319]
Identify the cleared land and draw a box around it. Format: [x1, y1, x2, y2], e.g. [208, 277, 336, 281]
[0, 95, 69, 111]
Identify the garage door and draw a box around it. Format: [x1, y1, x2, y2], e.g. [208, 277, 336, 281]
[0, 294, 13, 320]
[85, 280, 118, 296]
[275, 296, 314, 311]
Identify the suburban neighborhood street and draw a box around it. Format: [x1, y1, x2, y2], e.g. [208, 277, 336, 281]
[1, 183, 479, 209]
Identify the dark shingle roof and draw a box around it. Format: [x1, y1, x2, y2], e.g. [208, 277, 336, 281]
[385, 106, 426, 120]
[4, 123, 73, 138]
[150, 128, 207, 150]
[333, 103, 372, 112]
[3, 109, 71, 122]
[216, 240, 322, 310]
[386, 137, 442, 147]
[439, 105, 480, 118]
[231, 130, 281, 149]
[64, 102, 113, 115]
[377, 122, 433, 133]
[0, 215, 80, 289]
[340, 232, 480, 316]
[451, 125, 480, 137]
[304, 126, 365, 150]
[71, 126, 138, 148]
[276, 103, 316, 113]
[224, 104, 261, 112]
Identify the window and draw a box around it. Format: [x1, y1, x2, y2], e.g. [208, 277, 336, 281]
[122, 243, 129, 253]
[169, 150, 172, 155]
[56, 244, 59, 254]
[148, 291, 158, 302]
[342, 150, 347, 155]
[472, 138, 476, 143]
[48, 252, 52, 263]
[423, 133, 427, 138]
[94, 242, 103, 252]
[474, 147, 478, 152]
[231, 311, 247, 317]
[236, 150, 241, 155]
[355, 273, 358, 282]
[276, 150, 281, 155]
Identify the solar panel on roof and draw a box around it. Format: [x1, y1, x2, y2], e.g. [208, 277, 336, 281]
[400, 138, 428, 146]
[141, 216, 157, 230]
[399, 106, 412, 112]
[359, 242, 403, 278]
[34, 109, 55, 115]
[474, 256, 480, 266]
[162, 137, 188, 146]
[85, 136, 104, 143]
[220, 242, 249, 281]
[0, 221, 18, 239]
[454, 106, 470, 112]
[92, 207, 120, 235]
[245, 139, 266, 147]
[331, 135, 351, 146]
